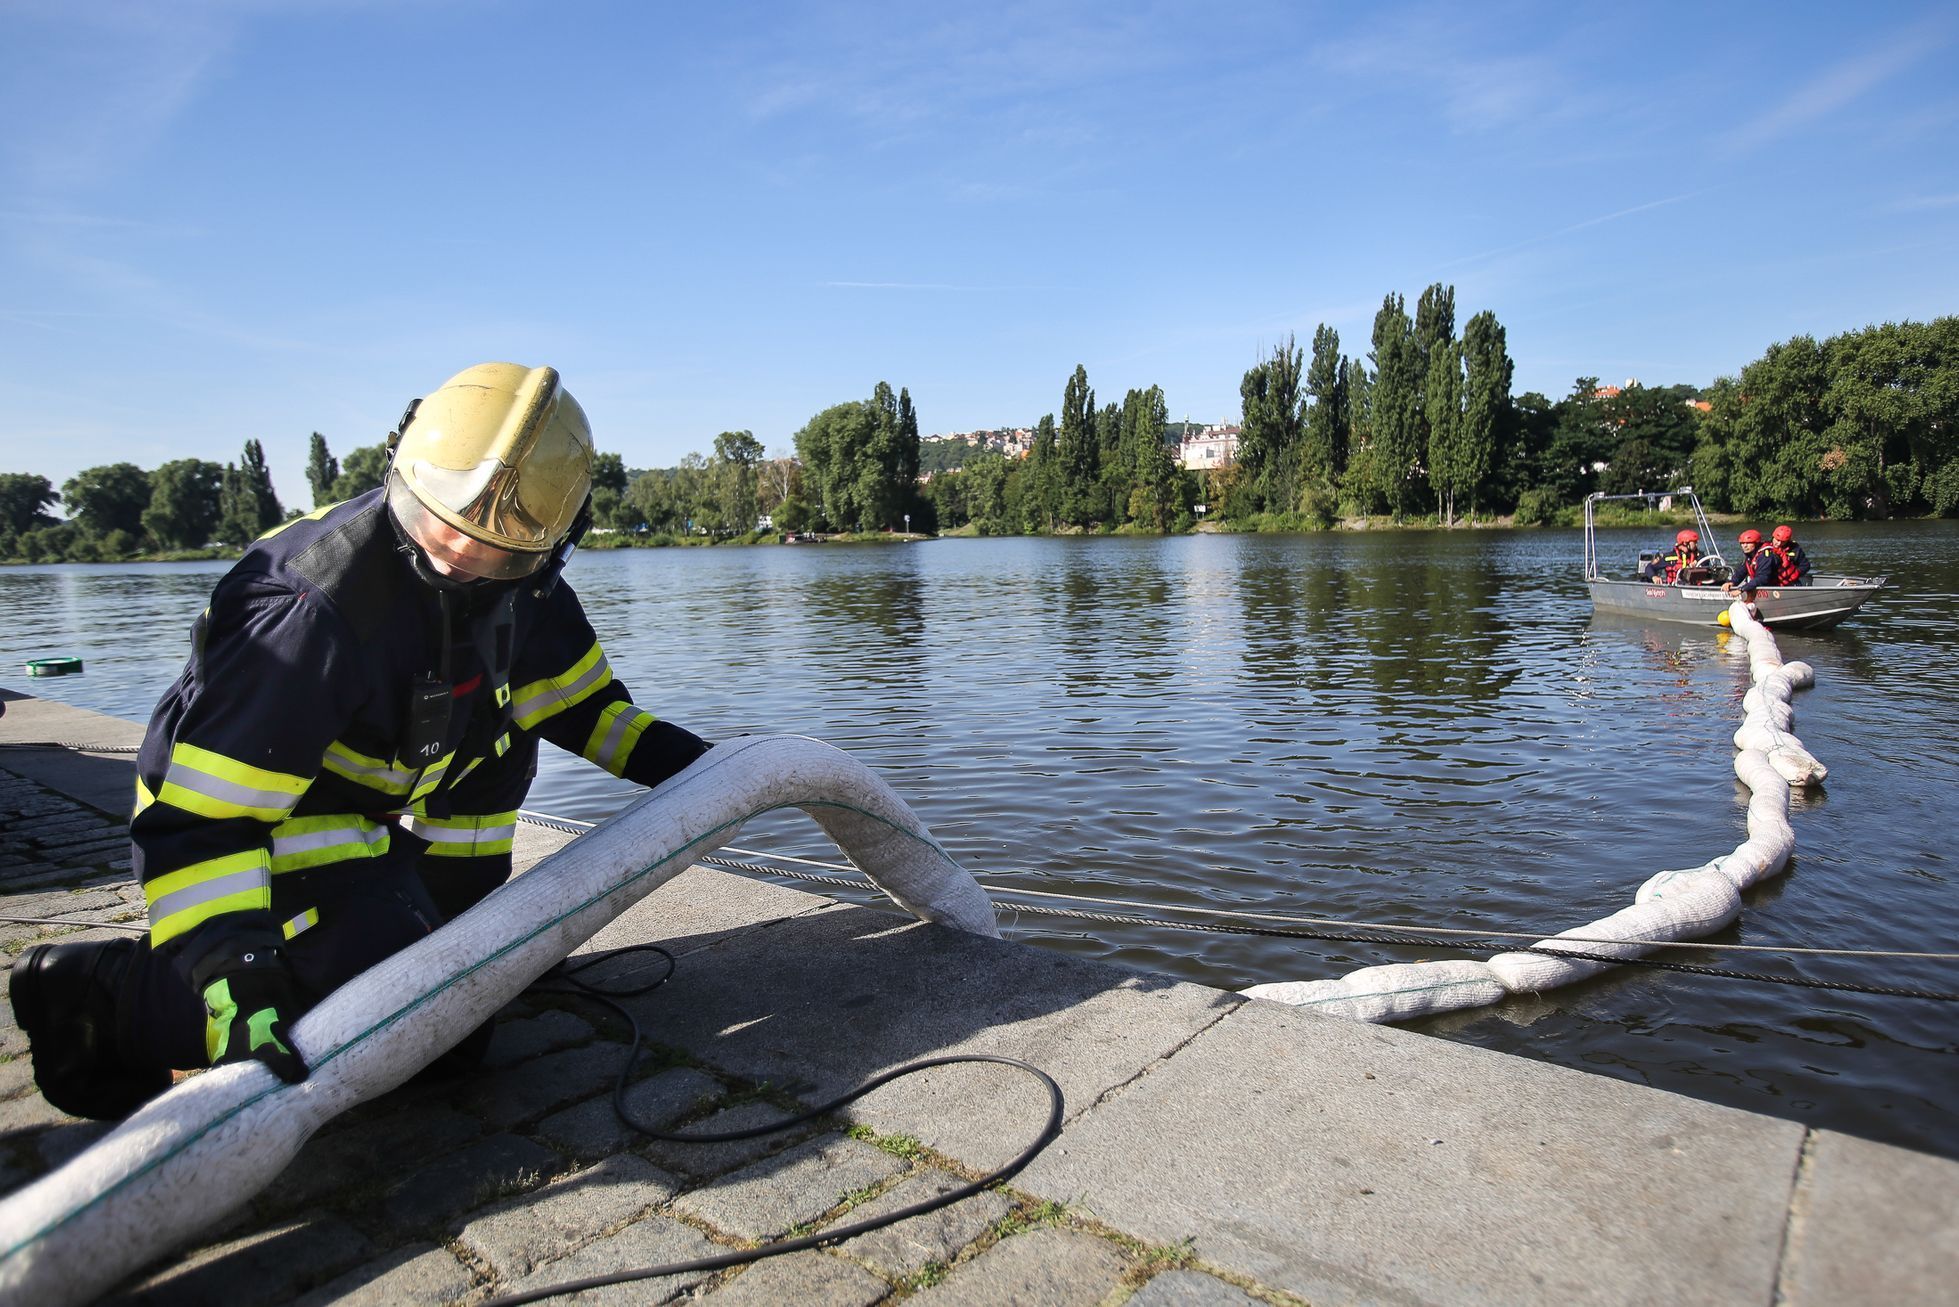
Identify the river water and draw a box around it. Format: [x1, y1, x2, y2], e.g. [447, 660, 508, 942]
[3, 521, 1955, 1156]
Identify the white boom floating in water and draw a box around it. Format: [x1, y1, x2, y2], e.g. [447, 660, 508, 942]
[1242, 600, 1823, 1022]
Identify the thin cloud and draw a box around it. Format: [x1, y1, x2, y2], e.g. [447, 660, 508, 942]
[1720, 18, 1952, 155]
[1436, 192, 1705, 272]
[820, 280, 986, 291]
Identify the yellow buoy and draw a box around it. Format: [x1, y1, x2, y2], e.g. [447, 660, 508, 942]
[1717, 610, 1732, 627]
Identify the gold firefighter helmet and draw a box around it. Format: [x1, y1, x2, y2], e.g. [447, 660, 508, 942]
[385, 362, 593, 580]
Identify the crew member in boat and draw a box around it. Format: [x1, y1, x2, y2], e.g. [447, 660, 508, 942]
[1770, 525, 1812, 585]
[1642, 528, 1712, 584]
[8, 363, 712, 1120]
[1722, 528, 1779, 599]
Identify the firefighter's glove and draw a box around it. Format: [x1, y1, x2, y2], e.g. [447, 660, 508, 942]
[200, 948, 308, 1084]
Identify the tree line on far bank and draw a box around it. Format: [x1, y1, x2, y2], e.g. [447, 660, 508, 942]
[5, 307, 1955, 563]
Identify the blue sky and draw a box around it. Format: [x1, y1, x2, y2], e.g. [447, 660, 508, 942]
[4, 0, 1956, 508]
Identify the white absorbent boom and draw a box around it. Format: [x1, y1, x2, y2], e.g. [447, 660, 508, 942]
[1242, 600, 1824, 1022]
[0, 735, 999, 1307]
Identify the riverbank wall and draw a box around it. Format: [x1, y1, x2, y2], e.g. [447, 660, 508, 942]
[2, 688, 1953, 1305]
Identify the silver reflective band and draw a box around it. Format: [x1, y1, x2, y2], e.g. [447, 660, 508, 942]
[271, 824, 388, 860]
[162, 763, 298, 817]
[511, 653, 610, 726]
[405, 817, 516, 847]
[147, 867, 271, 928]
[323, 746, 416, 791]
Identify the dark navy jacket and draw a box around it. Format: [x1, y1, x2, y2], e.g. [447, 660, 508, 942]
[131, 488, 706, 981]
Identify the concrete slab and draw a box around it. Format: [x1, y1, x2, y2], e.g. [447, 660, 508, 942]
[672, 1134, 905, 1240]
[376, 1132, 561, 1234]
[575, 864, 841, 959]
[910, 1226, 1129, 1306]
[706, 1250, 890, 1306]
[534, 1066, 724, 1161]
[1779, 1129, 1959, 1305]
[832, 1168, 1014, 1277]
[291, 1243, 474, 1307]
[503, 1211, 719, 1305]
[458, 1153, 681, 1277]
[1126, 1269, 1263, 1305]
[112, 1213, 372, 1306]
[631, 901, 1239, 1169]
[0, 689, 146, 817]
[635, 1099, 807, 1180]
[1019, 998, 1806, 1307]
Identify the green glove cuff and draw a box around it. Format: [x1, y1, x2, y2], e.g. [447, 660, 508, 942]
[203, 977, 294, 1065]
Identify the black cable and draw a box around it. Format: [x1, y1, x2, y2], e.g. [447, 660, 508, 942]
[485, 946, 1065, 1306]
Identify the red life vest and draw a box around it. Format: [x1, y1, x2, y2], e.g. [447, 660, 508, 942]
[1662, 550, 1700, 585]
[1765, 544, 1801, 587]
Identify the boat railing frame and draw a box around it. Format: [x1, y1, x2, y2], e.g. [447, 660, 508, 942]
[1583, 488, 1725, 582]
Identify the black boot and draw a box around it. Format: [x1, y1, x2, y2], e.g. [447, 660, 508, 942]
[9, 938, 171, 1120]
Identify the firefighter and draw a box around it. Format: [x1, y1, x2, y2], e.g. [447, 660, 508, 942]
[1769, 524, 1812, 585]
[9, 363, 712, 1119]
[1723, 528, 1779, 599]
[1642, 528, 1709, 585]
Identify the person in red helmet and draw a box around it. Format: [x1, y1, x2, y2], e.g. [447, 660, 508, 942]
[1642, 527, 1710, 585]
[1723, 528, 1778, 599]
[1768, 524, 1812, 585]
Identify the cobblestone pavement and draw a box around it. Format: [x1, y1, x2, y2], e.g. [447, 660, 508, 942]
[7, 692, 1956, 1307]
[0, 758, 1275, 1306]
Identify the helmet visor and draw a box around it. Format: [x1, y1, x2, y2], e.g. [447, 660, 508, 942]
[388, 476, 550, 581]
[409, 453, 563, 549]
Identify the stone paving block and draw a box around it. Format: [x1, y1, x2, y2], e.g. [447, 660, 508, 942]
[459, 1153, 683, 1277]
[502, 1211, 720, 1305]
[674, 1134, 905, 1241]
[833, 1168, 1013, 1277]
[0, 1053, 33, 1099]
[274, 1102, 485, 1212]
[1779, 1129, 1959, 1306]
[634, 901, 1238, 1170]
[576, 865, 837, 961]
[636, 1098, 803, 1179]
[378, 1132, 561, 1233]
[453, 1041, 632, 1129]
[911, 1227, 1128, 1306]
[292, 1242, 475, 1307]
[1126, 1269, 1262, 1305]
[481, 1006, 597, 1069]
[0, 1084, 71, 1132]
[114, 1213, 373, 1307]
[705, 1250, 890, 1305]
[535, 1066, 723, 1159]
[1020, 999, 1805, 1307]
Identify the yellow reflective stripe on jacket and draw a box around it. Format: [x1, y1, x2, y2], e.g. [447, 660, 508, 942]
[321, 739, 417, 796]
[255, 502, 335, 543]
[511, 642, 612, 732]
[156, 743, 308, 823]
[133, 775, 156, 819]
[146, 849, 272, 946]
[582, 701, 657, 777]
[405, 810, 518, 858]
[408, 751, 456, 803]
[268, 814, 391, 873]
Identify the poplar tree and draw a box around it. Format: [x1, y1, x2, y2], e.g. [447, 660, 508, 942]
[1459, 310, 1513, 522]
[1058, 365, 1099, 525]
[217, 439, 285, 546]
[305, 432, 339, 507]
[1368, 293, 1423, 519]
[1425, 341, 1465, 524]
[1025, 413, 1060, 531]
[1303, 325, 1347, 486]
